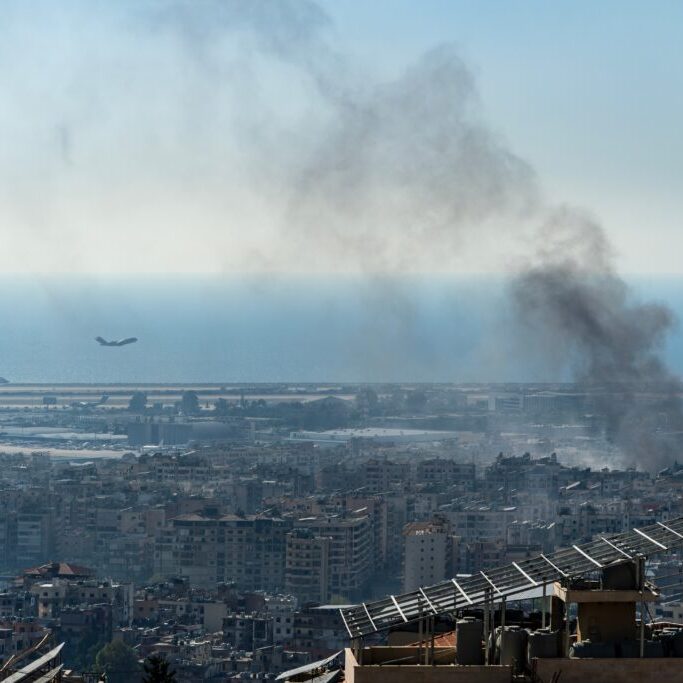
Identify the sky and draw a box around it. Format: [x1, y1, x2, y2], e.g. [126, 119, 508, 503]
[0, 0, 681, 275]
[324, 1, 683, 272]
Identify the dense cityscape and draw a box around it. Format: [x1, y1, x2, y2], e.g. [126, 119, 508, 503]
[1, 383, 683, 680]
[1, 0, 681, 680]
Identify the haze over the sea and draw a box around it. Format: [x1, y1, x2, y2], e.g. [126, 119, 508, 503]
[0, 275, 680, 384]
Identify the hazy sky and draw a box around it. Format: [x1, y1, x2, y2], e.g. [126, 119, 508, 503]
[0, 0, 680, 275]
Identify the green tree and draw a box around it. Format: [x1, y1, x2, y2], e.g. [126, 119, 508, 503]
[70, 631, 106, 672]
[214, 398, 229, 415]
[128, 391, 147, 413]
[356, 387, 378, 414]
[142, 655, 176, 683]
[405, 389, 427, 412]
[180, 390, 199, 415]
[95, 641, 140, 683]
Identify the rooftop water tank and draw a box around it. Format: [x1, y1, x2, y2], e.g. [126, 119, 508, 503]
[456, 617, 484, 665]
[527, 628, 560, 664]
[497, 626, 527, 673]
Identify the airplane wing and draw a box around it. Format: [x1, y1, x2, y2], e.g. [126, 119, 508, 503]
[96, 336, 137, 346]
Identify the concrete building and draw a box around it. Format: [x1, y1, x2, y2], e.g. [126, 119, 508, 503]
[28, 577, 133, 625]
[294, 514, 372, 601]
[265, 594, 297, 644]
[285, 529, 331, 604]
[362, 459, 411, 493]
[291, 605, 348, 657]
[447, 505, 519, 545]
[161, 513, 291, 591]
[289, 428, 459, 448]
[415, 459, 475, 488]
[343, 571, 675, 683]
[656, 600, 683, 623]
[222, 612, 272, 650]
[16, 511, 55, 566]
[402, 518, 452, 592]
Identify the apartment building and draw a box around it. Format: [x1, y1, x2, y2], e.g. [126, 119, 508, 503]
[161, 513, 291, 591]
[285, 529, 331, 604]
[415, 459, 475, 488]
[447, 505, 519, 544]
[28, 578, 134, 624]
[16, 510, 55, 567]
[362, 459, 410, 493]
[402, 517, 452, 592]
[294, 514, 372, 601]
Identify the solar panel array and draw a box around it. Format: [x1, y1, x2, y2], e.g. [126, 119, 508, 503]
[1, 644, 64, 683]
[340, 516, 683, 638]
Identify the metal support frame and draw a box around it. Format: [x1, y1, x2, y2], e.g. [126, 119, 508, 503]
[599, 536, 633, 559]
[490, 590, 496, 664]
[572, 544, 602, 568]
[340, 516, 683, 639]
[638, 556, 646, 658]
[361, 603, 377, 632]
[483, 588, 491, 665]
[540, 553, 568, 578]
[564, 600, 571, 657]
[417, 618, 424, 664]
[419, 587, 438, 615]
[430, 616, 435, 666]
[390, 595, 408, 622]
[634, 528, 667, 550]
[481, 571, 502, 595]
[512, 561, 538, 586]
[452, 578, 473, 604]
[351, 637, 363, 664]
[658, 521, 683, 540]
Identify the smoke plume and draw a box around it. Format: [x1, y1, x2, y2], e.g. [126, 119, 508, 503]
[511, 208, 682, 469]
[0, 1, 679, 466]
[279, 7, 683, 467]
[288, 45, 538, 272]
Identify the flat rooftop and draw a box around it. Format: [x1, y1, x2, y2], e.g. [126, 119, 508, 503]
[289, 427, 460, 442]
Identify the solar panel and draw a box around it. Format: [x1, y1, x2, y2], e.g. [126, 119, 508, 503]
[340, 516, 683, 638]
[2, 644, 64, 683]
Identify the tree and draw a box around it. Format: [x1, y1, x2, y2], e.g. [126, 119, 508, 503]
[180, 390, 200, 415]
[214, 398, 229, 415]
[95, 641, 140, 683]
[128, 391, 147, 413]
[142, 655, 176, 683]
[405, 389, 427, 412]
[356, 388, 379, 416]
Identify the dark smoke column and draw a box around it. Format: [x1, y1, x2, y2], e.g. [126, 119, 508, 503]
[511, 208, 683, 470]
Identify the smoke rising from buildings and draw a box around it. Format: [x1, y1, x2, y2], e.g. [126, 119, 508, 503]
[511, 209, 683, 469]
[275, 3, 683, 469]
[0, 1, 680, 466]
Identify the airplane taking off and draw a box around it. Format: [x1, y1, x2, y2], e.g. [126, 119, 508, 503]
[95, 336, 138, 347]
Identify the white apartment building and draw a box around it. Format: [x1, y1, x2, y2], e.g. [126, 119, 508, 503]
[402, 518, 452, 592]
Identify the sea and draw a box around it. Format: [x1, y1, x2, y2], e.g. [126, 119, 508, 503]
[0, 274, 681, 384]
